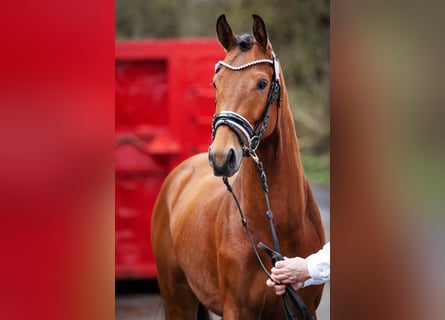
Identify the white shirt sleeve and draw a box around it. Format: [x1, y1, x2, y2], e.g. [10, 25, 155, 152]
[303, 242, 330, 287]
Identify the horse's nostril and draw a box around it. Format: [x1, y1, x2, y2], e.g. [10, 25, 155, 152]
[227, 148, 236, 169]
[208, 147, 239, 177]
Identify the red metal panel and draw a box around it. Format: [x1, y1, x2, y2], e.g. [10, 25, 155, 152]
[116, 60, 168, 128]
[115, 39, 224, 279]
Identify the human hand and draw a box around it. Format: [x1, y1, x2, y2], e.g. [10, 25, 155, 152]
[266, 278, 304, 296]
[270, 256, 310, 284]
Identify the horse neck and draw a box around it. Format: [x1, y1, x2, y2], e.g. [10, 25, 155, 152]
[237, 77, 307, 225]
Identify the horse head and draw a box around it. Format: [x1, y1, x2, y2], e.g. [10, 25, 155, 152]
[208, 14, 281, 177]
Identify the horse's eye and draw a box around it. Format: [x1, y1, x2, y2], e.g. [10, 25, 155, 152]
[257, 79, 268, 90]
[212, 81, 217, 89]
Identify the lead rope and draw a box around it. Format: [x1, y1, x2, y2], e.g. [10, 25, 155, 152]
[222, 150, 314, 320]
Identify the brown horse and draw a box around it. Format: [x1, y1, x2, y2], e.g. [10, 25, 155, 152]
[151, 14, 325, 319]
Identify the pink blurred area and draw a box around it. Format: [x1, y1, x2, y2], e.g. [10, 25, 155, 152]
[0, 1, 114, 319]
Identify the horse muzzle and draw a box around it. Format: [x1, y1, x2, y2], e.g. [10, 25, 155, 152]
[208, 145, 242, 177]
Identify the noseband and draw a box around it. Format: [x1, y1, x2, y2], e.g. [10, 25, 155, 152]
[211, 52, 281, 156]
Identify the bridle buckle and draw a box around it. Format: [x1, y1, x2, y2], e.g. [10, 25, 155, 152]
[248, 136, 260, 153]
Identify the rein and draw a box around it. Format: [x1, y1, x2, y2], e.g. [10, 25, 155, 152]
[212, 54, 314, 320]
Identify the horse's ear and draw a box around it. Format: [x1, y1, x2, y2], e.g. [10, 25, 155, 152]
[252, 14, 268, 51]
[216, 14, 234, 51]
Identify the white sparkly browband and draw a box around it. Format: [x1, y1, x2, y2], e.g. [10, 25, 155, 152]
[216, 59, 274, 71]
[215, 52, 280, 82]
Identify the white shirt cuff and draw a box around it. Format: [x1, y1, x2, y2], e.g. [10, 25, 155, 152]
[303, 242, 330, 287]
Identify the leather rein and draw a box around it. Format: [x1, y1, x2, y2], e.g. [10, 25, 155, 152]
[211, 53, 314, 320]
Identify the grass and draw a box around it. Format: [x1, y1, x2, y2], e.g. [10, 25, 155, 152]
[301, 153, 330, 186]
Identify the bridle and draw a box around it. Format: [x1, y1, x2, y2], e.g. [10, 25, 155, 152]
[211, 53, 314, 320]
[212, 52, 281, 157]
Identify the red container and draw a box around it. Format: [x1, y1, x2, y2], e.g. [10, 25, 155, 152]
[115, 39, 224, 279]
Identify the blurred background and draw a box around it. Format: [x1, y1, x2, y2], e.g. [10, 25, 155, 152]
[116, 0, 330, 185]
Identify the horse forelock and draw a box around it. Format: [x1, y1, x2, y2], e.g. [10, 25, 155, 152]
[234, 33, 253, 52]
[232, 33, 272, 52]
